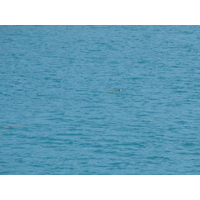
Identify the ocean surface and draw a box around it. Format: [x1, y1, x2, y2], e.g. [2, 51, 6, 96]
[0, 25, 200, 175]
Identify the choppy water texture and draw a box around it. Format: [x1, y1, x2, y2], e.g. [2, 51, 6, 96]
[0, 26, 200, 174]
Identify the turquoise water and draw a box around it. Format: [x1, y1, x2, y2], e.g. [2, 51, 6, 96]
[0, 25, 200, 174]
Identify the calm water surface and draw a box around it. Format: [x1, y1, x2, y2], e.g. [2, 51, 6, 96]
[0, 26, 200, 174]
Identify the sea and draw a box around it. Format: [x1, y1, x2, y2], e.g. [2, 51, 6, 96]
[0, 25, 200, 175]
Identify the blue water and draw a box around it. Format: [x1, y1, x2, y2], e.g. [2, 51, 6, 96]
[0, 25, 200, 175]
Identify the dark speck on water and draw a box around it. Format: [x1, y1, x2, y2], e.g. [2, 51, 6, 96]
[103, 89, 123, 92]
[2, 126, 21, 129]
